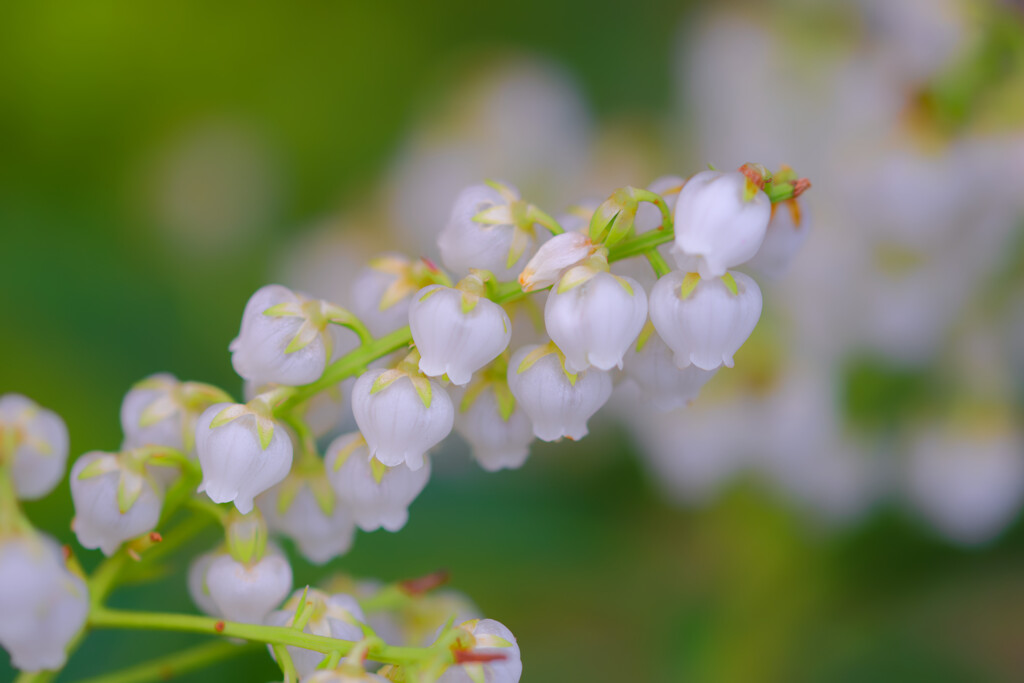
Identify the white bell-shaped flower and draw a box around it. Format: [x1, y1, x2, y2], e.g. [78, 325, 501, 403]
[266, 589, 367, 679]
[195, 402, 294, 514]
[349, 254, 446, 338]
[244, 378, 355, 439]
[204, 545, 292, 624]
[187, 549, 223, 617]
[746, 198, 809, 279]
[351, 365, 453, 470]
[0, 394, 69, 501]
[0, 533, 88, 672]
[649, 270, 762, 371]
[518, 231, 594, 292]
[305, 669, 389, 683]
[622, 328, 717, 411]
[544, 271, 647, 373]
[325, 432, 431, 532]
[69, 451, 164, 556]
[455, 385, 534, 471]
[437, 619, 522, 683]
[438, 183, 539, 282]
[230, 285, 358, 387]
[410, 283, 512, 386]
[506, 344, 612, 441]
[258, 471, 356, 565]
[671, 169, 770, 278]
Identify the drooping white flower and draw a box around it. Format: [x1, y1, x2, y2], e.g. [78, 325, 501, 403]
[187, 549, 223, 617]
[517, 231, 594, 292]
[439, 182, 543, 282]
[245, 378, 355, 439]
[455, 383, 534, 472]
[266, 589, 367, 679]
[670, 169, 770, 278]
[0, 394, 69, 501]
[0, 533, 88, 671]
[120, 375, 233, 458]
[410, 282, 512, 386]
[506, 344, 612, 441]
[349, 255, 450, 338]
[230, 285, 359, 387]
[324, 432, 431, 532]
[258, 467, 356, 565]
[649, 270, 762, 371]
[746, 197, 810, 279]
[204, 544, 292, 624]
[544, 271, 647, 373]
[195, 402, 294, 514]
[437, 619, 522, 683]
[622, 328, 717, 411]
[69, 451, 164, 556]
[351, 365, 454, 470]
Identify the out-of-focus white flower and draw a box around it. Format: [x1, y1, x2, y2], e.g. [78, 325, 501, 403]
[349, 255, 452, 339]
[351, 364, 453, 471]
[230, 285, 359, 387]
[0, 394, 68, 501]
[195, 402, 294, 514]
[506, 344, 612, 441]
[187, 549, 223, 617]
[904, 417, 1024, 546]
[544, 271, 647, 373]
[121, 374, 233, 456]
[746, 198, 810, 279]
[305, 668, 390, 683]
[622, 327, 717, 412]
[455, 382, 534, 471]
[0, 533, 88, 672]
[205, 545, 292, 624]
[324, 432, 430, 532]
[410, 282, 512, 386]
[266, 589, 366, 679]
[649, 270, 762, 371]
[518, 231, 594, 292]
[258, 465, 356, 565]
[670, 170, 770, 278]
[437, 619, 522, 683]
[70, 451, 164, 556]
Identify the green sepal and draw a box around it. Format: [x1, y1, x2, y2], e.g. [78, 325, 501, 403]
[263, 302, 304, 318]
[419, 287, 442, 302]
[743, 177, 760, 202]
[611, 274, 634, 296]
[475, 634, 513, 648]
[459, 381, 488, 414]
[516, 343, 557, 374]
[309, 476, 335, 517]
[137, 395, 178, 428]
[276, 476, 303, 515]
[721, 273, 739, 295]
[117, 470, 145, 514]
[255, 416, 275, 450]
[331, 435, 367, 472]
[369, 457, 389, 485]
[460, 291, 480, 314]
[409, 375, 432, 408]
[472, 204, 514, 226]
[371, 369, 404, 394]
[285, 319, 322, 354]
[556, 264, 598, 293]
[77, 455, 118, 480]
[505, 226, 531, 269]
[465, 664, 487, 683]
[483, 179, 519, 204]
[493, 383, 516, 422]
[210, 404, 247, 429]
[679, 272, 701, 299]
[635, 320, 656, 353]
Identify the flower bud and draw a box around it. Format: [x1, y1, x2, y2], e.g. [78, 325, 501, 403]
[258, 467, 356, 565]
[438, 619, 521, 683]
[70, 451, 164, 556]
[410, 284, 512, 386]
[544, 271, 647, 373]
[204, 544, 292, 624]
[325, 432, 430, 532]
[0, 533, 88, 671]
[622, 328, 717, 411]
[746, 198, 809, 279]
[266, 589, 367, 679]
[455, 384, 534, 472]
[671, 170, 770, 278]
[351, 368, 453, 470]
[195, 402, 294, 514]
[649, 270, 762, 371]
[518, 231, 593, 292]
[506, 344, 612, 441]
[0, 394, 69, 501]
[438, 182, 539, 282]
[187, 549, 222, 617]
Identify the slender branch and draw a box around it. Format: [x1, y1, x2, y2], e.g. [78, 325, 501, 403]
[71, 641, 257, 683]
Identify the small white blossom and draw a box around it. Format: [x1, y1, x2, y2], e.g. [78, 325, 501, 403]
[195, 402, 294, 514]
[351, 368, 453, 470]
[0, 533, 88, 672]
[746, 198, 809, 279]
[455, 385, 534, 471]
[204, 545, 292, 624]
[622, 329, 717, 411]
[0, 394, 69, 501]
[410, 285, 512, 386]
[187, 549, 222, 617]
[506, 344, 612, 441]
[349, 255, 421, 338]
[258, 471, 356, 565]
[649, 270, 762, 371]
[437, 619, 522, 683]
[325, 432, 431, 532]
[266, 589, 366, 679]
[518, 231, 594, 292]
[671, 170, 770, 278]
[544, 271, 647, 373]
[70, 452, 164, 556]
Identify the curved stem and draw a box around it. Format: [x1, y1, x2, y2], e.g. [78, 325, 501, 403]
[71, 641, 257, 683]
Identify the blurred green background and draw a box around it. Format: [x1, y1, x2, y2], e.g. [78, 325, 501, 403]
[3, 1, 1024, 682]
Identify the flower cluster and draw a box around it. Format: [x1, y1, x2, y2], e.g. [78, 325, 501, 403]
[0, 163, 807, 681]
